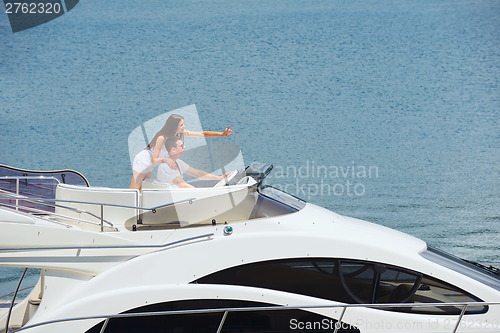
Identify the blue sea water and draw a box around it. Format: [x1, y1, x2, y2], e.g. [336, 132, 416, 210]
[0, 0, 499, 296]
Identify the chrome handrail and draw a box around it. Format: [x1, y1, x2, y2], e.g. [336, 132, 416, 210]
[9, 301, 500, 333]
[0, 201, 114, 230]
[4, 268, 27, 333]
[0, 193, 196, 231]
[0, 194, 196, 214]
[0, 233, 213, 252]
[0, 176, 61, 182]
[0, 176, 60, 212]
[0, 193, 115, 229]
[0, 286, 35, 301]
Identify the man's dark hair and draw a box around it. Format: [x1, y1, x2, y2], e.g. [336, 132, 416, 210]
[165, 136, 183, 152]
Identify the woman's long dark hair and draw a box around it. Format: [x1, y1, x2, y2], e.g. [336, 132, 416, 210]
[147, 114, 184, 149]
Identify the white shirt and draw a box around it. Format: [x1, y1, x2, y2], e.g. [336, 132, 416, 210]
[156, 159, 190, 187]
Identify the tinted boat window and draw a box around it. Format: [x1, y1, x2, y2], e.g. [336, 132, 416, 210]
[409, 275, 486, 315]
[194, 258, 487, 315]
[195, 259, 352, 303]
[85, 299, 359, 333]
[378, 267, 421, 304]
[339, 261, 375, 303]
[339, 260, 421, 305]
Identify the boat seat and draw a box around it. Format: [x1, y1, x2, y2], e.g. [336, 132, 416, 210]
[55, 184, 140, 230]
[141, 178, 218, 189]
[141, 179, 173, 189]
[140, 185, 254, 226]
[388, 283, 413, 303]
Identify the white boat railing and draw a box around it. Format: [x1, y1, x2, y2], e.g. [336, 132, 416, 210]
[0, 176, 60, 213]
[0, 287, 35, 302]
[3, 269, 27, 333]
[6, 301, 500, 333]
[0, 192, 196, 232]
[1, 175, 199, 231]
[0, 195, 116, 230]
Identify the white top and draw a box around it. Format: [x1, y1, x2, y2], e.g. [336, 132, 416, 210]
[132, 145, 169, 174]
[156, 159, 190, 187]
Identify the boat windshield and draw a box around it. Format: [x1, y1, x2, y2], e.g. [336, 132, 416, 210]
[258, 185, 306, 211]
[420, 247, 500, 291]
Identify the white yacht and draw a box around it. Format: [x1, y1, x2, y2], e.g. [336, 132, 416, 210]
[0, 162, 499, 333]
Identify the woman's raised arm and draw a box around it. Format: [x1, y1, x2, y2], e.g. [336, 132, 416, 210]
[151, 136, 177, 169]
[184, 125, 234, 138]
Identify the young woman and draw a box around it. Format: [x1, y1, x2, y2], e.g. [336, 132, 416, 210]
[130, 114, 234, 189]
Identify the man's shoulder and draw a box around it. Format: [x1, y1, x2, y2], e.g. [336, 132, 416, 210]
[157, 163, 178, 183]
[177, 159, 190, 169]
[158, 162, 175, 171]
[158, 162, 177, 176]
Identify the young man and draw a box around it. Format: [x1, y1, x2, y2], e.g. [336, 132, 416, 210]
[156, 137, 229, 188]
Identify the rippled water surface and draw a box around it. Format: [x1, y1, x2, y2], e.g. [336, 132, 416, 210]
[0, 0, 498, 294]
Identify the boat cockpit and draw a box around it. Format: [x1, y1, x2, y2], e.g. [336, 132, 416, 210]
[0, 163, 306, 233]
